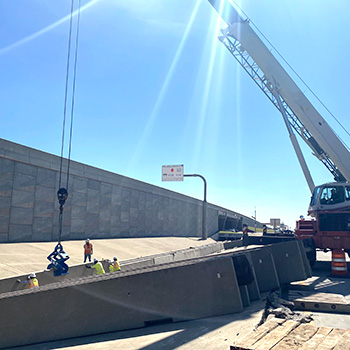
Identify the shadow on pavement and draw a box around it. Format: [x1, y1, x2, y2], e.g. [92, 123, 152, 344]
[11, 302, 264, 350]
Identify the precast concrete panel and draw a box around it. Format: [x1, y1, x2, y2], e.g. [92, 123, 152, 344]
[239, 285, 250, 307]
[0, 257, 243, 348]
[297, 240, 313, 277]
[269, 240, 309, 284]
[245, 253, 261, 301]
[248, 247, 280, 293]
[0, 243, 223, 294]
[0, 138, 253, 242]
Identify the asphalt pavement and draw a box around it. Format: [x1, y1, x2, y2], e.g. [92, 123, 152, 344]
[0, 236, 216, 279]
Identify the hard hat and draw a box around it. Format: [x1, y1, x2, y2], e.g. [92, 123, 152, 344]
[113, 256, 118, 261]
[86, 238, 90, 242]
[93, 258, 98, 263]
[29, 273, 36, 278]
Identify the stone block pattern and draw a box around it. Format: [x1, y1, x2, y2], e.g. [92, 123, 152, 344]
[0, 138, 253, 242]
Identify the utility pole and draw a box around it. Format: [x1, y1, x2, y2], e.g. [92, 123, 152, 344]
[254, 207, 256, 233]
[251, 207, 256, 233]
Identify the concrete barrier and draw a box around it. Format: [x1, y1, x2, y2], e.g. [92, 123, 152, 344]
[0, 239, 313, 348]
[223, 239, 243, 250]
[269, 240, 311, 284]
[0, 256, 243, 349]
[297, 240, 313, 277]
[247, 247, 280, 293]
[245, 253, 261, 302]
[239, 285, 250, 307]
[0, 242, 224, 295]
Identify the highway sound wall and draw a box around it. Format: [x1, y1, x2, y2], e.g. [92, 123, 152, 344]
[0, 138, 258, 242]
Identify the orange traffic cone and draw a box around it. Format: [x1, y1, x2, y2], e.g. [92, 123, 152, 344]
[331, 249, 348, 276]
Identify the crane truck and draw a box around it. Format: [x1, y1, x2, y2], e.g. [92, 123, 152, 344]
[207, 0, 350, 264]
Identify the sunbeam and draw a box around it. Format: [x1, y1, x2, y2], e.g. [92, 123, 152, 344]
[0, 0, 101, 56]
[188, 0, 226, 168]
[126, 0, 202, 171]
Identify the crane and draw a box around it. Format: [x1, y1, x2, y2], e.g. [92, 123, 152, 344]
[207, 0, 350, 263]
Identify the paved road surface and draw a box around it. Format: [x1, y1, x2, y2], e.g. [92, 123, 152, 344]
[0, 237, 216, 279]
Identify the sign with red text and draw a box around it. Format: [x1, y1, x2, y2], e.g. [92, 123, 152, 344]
[162, 165, 184, 181]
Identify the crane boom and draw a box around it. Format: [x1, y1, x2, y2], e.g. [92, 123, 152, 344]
[208, 0, 350, 183]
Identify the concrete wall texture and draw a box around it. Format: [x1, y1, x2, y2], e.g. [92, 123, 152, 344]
[0, 138, 258, 243]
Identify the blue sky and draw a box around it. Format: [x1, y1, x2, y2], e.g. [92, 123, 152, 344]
[1, 0, 349, 228]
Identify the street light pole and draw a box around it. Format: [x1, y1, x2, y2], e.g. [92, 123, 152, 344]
[254, 207, 256, 233]
[184, 174, 207, 240]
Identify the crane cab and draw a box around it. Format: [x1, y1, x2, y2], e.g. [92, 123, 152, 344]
[302, 182, 350, 251]
[308, 182, 350, 215]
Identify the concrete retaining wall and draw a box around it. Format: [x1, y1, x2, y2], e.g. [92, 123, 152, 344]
[0, 138, 258, 242]
[0, 257, 243, 349]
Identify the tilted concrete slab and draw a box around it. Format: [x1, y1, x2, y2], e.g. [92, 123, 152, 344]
[245, 252, 261, 301]
[269, 240, 311, 284]
[0, 241, 224, 294]
[0, 237, 314, 348]
[239, 285, 250, 307]
[218, 240, 312, 292]
[297, 239, 313, 277]
[247, 247, 280, 293]
[0, 237, 220, 279]
[0, 256, 243, 349]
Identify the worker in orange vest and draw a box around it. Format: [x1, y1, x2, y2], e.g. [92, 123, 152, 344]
[108, 256, 121, 273]
[83, 238, 93, 263]
[17, 272, 39, 289]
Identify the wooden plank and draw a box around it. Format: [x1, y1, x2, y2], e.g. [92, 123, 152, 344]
[316, 328, 346, 350]
[299, 327, 333, 350]
[231, 318, 286, 349]
[333, 329, 350, 350]
[289, 291, 350, 314]
[250, 320, 298, 350]
[231, 317, 350, 350]
[270, 323, 318, 349]
[289, 292, 348, 304]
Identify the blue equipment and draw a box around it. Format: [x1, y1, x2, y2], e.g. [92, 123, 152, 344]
[47, 242, 70, 277]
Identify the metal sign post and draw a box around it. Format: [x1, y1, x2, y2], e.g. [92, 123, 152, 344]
[184, 174, 207, 240]
[161, 165, 207, 240]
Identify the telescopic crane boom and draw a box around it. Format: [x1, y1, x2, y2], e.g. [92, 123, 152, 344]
[207, 0, 350, 260]
[207, 0, 350, 187]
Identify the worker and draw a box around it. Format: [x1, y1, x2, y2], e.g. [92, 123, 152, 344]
[108, 256, 121, 273]
[17, 272, 39, 289]
[243, 224, 248, 235]
[263, 225, 267, 235]
[83, 238, 93, 263]
[86, 258, 105, 275]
